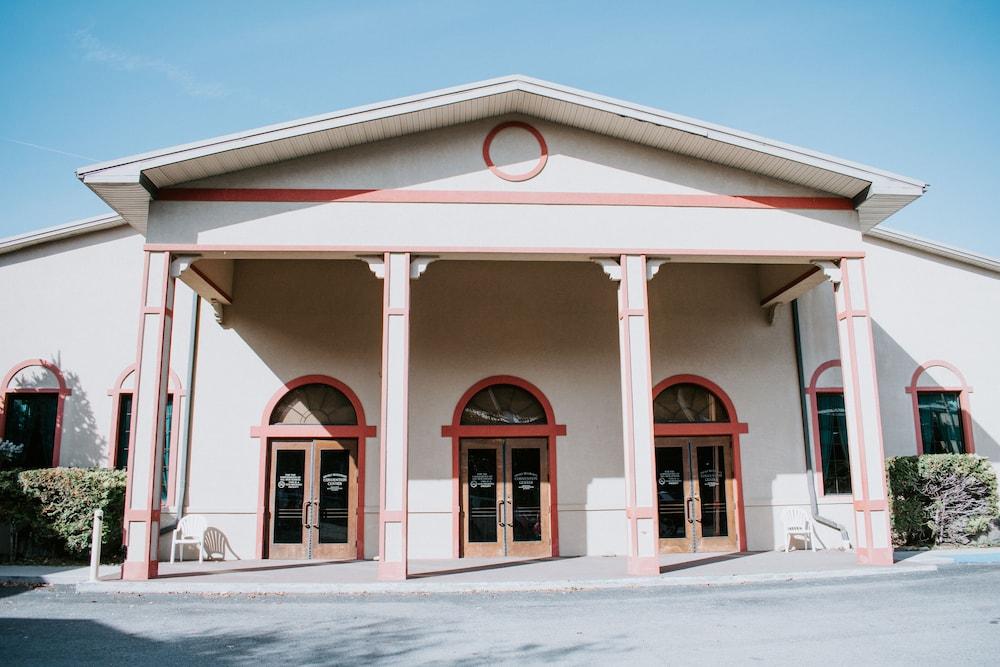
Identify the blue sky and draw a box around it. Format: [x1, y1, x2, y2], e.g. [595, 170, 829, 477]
[1, 1, 998, 255]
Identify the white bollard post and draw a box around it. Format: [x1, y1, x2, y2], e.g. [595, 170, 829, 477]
[89, 509, 104, 582]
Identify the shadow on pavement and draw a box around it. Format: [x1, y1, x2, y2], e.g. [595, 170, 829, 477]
[0, 615, 615, 664]
[410, 556, 581, 579]
[659, 551, 760, 574]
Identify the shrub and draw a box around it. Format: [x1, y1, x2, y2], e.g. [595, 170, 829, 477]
[0, 467, 126, 562]
[887, 454, 999, 547]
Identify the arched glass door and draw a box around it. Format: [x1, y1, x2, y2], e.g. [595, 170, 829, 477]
[458, 383, 551, 558]
[653, 382, 738, 553]
[268, 383, 360, 560]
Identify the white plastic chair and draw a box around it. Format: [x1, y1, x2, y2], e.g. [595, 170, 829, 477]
[170, 515, 208, 563]
[781, 508, 817, 552]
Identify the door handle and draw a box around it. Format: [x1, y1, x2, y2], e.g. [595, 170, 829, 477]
[685, 498, 695, 524]
[303, 501, 313, 529]
[498, 500, 506, 527]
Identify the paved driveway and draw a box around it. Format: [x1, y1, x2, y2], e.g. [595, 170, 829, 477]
[2, 564, 998, 665]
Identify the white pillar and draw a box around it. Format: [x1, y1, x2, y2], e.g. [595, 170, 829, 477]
[366, 252, 414, 580]
[831, 257, 894, 565]
[122, 251, 178, 580]
[598, 255, 662, 576]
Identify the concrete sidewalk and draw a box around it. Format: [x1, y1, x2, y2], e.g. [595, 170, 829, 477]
[0, 550, 944, 595]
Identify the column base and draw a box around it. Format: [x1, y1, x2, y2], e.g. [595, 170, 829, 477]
[626, 555, 660, 577]
[855, 546, 894, 566]
[121, 560, 159, 581]
[377, 560, 408, 581]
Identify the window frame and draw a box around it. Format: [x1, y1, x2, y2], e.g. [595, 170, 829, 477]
[806, 360, 853, 497]
[906, 361, 975, 455]
[0, 359, 71, 468]
[108, 364, 185, 507]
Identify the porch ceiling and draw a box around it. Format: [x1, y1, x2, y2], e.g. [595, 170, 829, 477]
[77, 76, 926, 234]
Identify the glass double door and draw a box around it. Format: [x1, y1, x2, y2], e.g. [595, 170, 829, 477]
[655, 436, 737, 553]
[268, 440, 358, 560]
[460, 438, 550, 557]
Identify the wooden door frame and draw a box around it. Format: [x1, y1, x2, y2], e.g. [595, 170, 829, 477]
[311, 439, 360, 560]
[252, 375, 376, 560]
[443, 376, 566, 558]
[690, 436, 739, 552]
[267, 441, 311, 560]
[504, 438, 552, 557]
[654, 438, 696, 553]
[459, 439, 505, 557]
[652, 374, 749, 552]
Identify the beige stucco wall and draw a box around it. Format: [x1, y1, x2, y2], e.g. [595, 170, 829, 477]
[3, 223, 997, 560]
[144, 116, 864, 256]
[175, 257, 850, 558]
[0, 227, 192, 472]
[798, 238, 1000, 474]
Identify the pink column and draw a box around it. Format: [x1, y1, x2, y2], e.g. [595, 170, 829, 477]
[601, 255, 660, 576]
[833, 257, 894, 565]
[376, 252, 411, 580]
[121, 251, 177, 581]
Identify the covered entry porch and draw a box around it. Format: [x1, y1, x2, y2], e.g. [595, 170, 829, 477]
[120, 250, 894, 582]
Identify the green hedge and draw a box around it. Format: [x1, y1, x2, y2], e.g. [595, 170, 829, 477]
[887, 454, 999, 547]
[0, 467, 126, 562]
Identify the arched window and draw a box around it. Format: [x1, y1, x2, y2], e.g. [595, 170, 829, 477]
[0, 359, 71, 469]
[807, 361, 851, 495]
[108, 365, 184, 505]
[460, 383, 547, 426]
[653, 382, 729, 423]
[269, 383, 358, 426]
[906, 361, 975, 455]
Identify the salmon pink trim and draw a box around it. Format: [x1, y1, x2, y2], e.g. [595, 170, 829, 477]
[144, 243, 867, 261]
[158, 187, 853, 210]
[805, 360, 851, 496]
[106, 364, 185, 507]
[252, 374, 374, 560]
[0, 359, 72, 467]
[905, 361, 976, 455]
[652, 374, 749, 552]
[482, 121, 548, 182]
[442, 375, 565, 559]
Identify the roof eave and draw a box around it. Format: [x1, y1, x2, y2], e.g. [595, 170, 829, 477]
[76, 75, 929, 229]
[0, 213, 127, 257]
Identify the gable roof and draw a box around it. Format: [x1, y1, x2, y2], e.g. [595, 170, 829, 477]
[76, 75, 927, 232]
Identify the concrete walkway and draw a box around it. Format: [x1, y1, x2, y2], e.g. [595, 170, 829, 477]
[0, 550, 944, 595]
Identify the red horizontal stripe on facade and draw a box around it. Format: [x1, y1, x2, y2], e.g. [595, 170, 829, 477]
[158, 187, 854, 210]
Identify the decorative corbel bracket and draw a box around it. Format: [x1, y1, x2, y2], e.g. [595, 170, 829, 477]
[646, 258, 669, 281]
[359, 255, 386, 279]
[811, 260, 842, 285]
[170, 254, 200, 278]
[592, 258, 622, 282]
[210, 299, 227, 328]
[410, 256, 439, 279]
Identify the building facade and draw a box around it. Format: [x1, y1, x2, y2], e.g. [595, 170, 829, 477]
[1, 77, 997, 581]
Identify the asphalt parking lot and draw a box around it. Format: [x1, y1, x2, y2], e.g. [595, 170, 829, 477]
[2, 563, 998, 665]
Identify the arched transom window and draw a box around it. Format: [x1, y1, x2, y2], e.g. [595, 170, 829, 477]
[269, 383, 358, 426]
[460, 383, 547, 426]
[653, 382, 730, 423]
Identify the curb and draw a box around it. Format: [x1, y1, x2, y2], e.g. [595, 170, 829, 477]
[73, 563, 938, 596]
